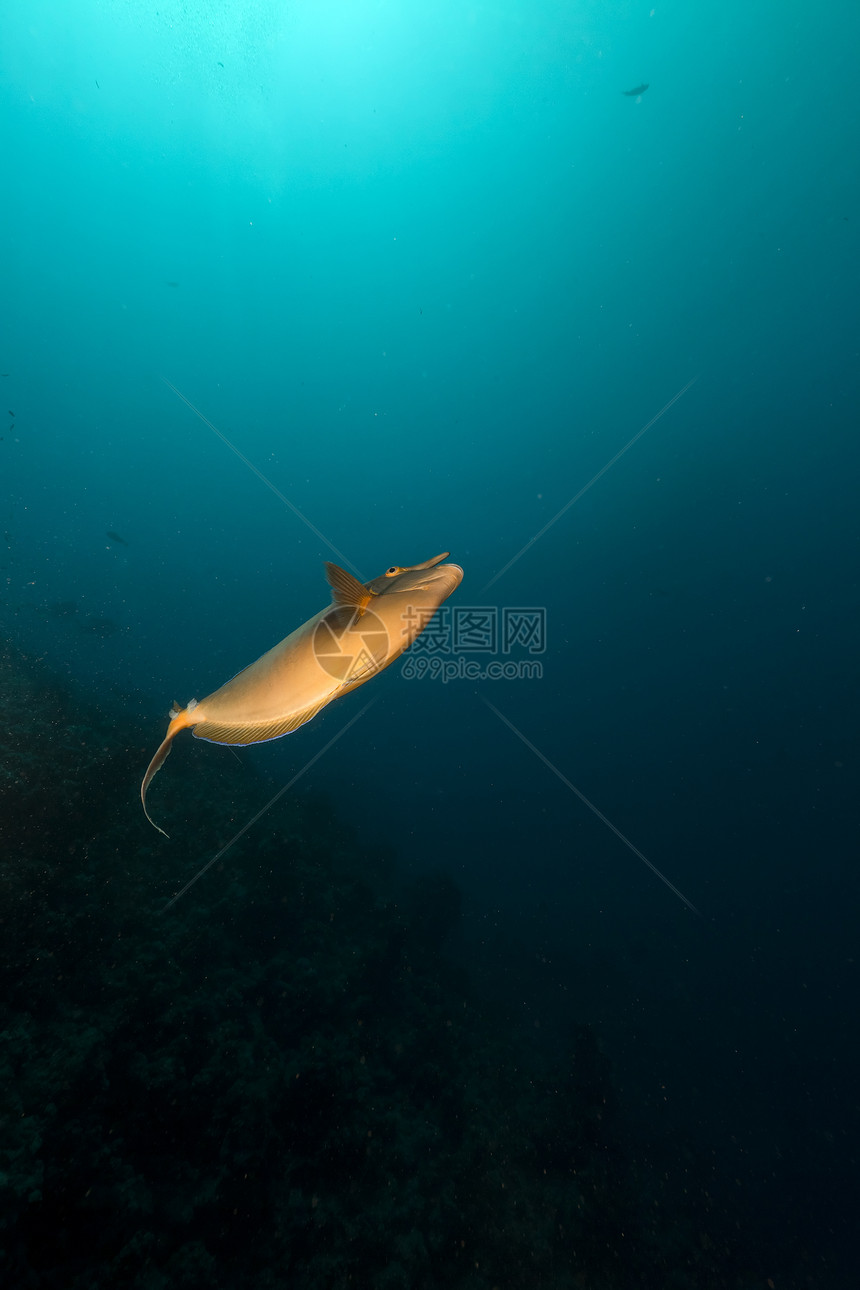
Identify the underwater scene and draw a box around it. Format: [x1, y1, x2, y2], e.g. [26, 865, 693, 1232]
[1, 2, 858, 1286]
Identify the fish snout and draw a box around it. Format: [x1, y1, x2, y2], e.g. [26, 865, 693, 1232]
[431, 562, 464, 592]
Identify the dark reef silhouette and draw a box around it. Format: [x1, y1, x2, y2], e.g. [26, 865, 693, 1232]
[0, 641, 773, 1288]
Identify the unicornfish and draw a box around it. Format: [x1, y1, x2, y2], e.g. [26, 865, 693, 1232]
[141, 552, 463, 834]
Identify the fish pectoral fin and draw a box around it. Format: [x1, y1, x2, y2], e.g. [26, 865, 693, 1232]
[325, 562, 372, 614]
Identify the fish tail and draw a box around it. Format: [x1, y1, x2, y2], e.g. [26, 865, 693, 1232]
[141, 706, 195, 836]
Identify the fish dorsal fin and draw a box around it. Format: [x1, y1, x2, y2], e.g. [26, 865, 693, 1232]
[325, 562, 372, 613]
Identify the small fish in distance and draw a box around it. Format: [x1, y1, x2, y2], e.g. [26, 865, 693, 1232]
[622, 83, 649, 96]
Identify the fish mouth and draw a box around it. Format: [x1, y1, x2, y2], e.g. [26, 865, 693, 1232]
[439, 562, 464, 584]
[407, 563, 463, 594]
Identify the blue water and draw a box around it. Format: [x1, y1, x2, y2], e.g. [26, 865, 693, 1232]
[2, 1, 858, 1285]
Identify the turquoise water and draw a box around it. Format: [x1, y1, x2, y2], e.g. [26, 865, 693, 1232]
[2, 2, 858, 1285]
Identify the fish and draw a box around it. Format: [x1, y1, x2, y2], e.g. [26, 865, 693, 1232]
[107, 530, 129, 546]
[622, 83, 649, 97]
[141, 552, 464, 835]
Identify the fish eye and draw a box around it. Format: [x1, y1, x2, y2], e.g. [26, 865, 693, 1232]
[386, 566, 399, 575]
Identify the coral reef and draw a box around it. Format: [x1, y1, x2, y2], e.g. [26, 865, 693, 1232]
[0, 642, 706, 1288]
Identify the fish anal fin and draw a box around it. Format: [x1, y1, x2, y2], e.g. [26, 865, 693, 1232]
[192, 698, 329, 746]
